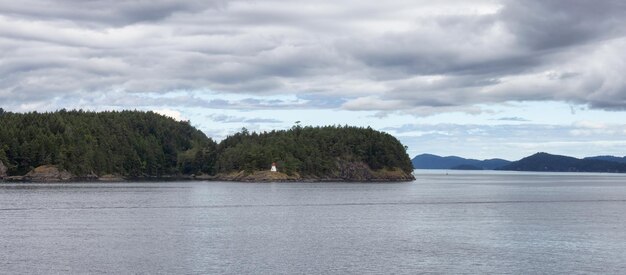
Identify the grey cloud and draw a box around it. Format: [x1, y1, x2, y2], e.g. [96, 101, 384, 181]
[0, 1, 224, 27]
[2, 0, 626, 114]
[338, 1, 626, 114]
[500, 0, 626, 50]
[340, 15, 522, 77]
[0, 90, 342, 113]
[208, 114, 282, 124]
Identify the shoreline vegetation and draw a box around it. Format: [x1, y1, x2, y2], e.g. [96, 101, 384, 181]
[0, 109, 415, 183]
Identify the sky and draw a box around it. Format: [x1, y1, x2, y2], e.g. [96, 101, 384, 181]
[1, 0, 626, 160]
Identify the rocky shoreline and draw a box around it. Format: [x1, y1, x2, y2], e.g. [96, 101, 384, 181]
[0, 160, 7, 180]
[0, 163, 415, 183]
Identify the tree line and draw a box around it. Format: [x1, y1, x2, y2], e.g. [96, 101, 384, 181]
[215, 125, 414, 176]
[0, 109, 215, 177]
[0, 109, 413, 177]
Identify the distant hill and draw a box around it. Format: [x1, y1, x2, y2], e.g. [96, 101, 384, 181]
[412, 154, 510, 170]
[584, 155, 626, 164]
[450, 164, 483, 170]
[499, 152, 626, 173]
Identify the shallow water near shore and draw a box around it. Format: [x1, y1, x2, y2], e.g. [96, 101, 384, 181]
[2, 170, 626, 274]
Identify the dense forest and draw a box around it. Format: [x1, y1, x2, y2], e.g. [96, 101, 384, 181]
[0, 109, 216, 177]
[215, 125, 414, 177]
[0, 109, 413, 180]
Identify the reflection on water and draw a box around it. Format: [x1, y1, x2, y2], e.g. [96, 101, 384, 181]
[1, 171, 626, 274]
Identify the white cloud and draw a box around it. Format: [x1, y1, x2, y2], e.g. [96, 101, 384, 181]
[1, 0, 626, 114]
[154, 109, 186, 121]
[385, 122, 626, 159]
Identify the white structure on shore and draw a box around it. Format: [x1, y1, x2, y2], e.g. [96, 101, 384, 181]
[270, 162, 277, 172]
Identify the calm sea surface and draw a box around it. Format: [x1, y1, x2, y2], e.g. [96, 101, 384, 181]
[2, 170, 626, 274]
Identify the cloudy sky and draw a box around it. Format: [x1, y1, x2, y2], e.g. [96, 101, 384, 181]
[2, 0, 626, 160]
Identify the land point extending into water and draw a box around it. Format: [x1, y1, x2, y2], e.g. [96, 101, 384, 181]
[0, 109, 415, 183]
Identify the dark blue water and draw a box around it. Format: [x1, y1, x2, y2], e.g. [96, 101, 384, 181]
[1, 170, 626, 274]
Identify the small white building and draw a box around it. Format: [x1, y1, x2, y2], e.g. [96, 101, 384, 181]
[270, 162, 277, 172]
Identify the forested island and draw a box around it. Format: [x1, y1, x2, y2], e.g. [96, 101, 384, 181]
[0, 109, 414, 182]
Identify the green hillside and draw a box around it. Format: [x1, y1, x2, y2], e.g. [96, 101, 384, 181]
[1, 109, 414, 181]
[0, 109, 216, 177]
[215, 125, 415, 178]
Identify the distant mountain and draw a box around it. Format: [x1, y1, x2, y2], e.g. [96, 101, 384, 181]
[584, 155, 626, 164]
[450, 164, 483, 170]
[412, 154, 511, 170]
[481, 159, 512, 169]
[499, 152, 626, 173]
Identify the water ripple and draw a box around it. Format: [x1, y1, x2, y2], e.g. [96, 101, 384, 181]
[2, 199, 626, 211]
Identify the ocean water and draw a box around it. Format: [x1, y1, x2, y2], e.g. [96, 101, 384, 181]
[1, 170, 626, 274]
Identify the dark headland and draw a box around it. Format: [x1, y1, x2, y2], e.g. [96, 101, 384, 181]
[0, 109, 414, 182]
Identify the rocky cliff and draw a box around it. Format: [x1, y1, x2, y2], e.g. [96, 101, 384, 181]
[0, 160, 7, 179]
[1, 161, 414, 182]
[215, 171, 301, 182]
[329, 160, 414, 181]
[213, 161, 414, 182]
[24, 165, 74, 182]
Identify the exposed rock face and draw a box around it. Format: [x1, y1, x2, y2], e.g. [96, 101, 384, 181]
[25, 165, 73, 182]
[213, 161, 415, 182]
[0, 160, 7, 179]
[216, 171, 301, 182]
[336, 161, 415, 182]
[336, 161, 374, 181]
[369, 168, 415, 181]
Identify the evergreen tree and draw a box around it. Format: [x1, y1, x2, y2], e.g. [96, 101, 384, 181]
[0, 110, 217, 177]
[214, 125, 413, 176]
